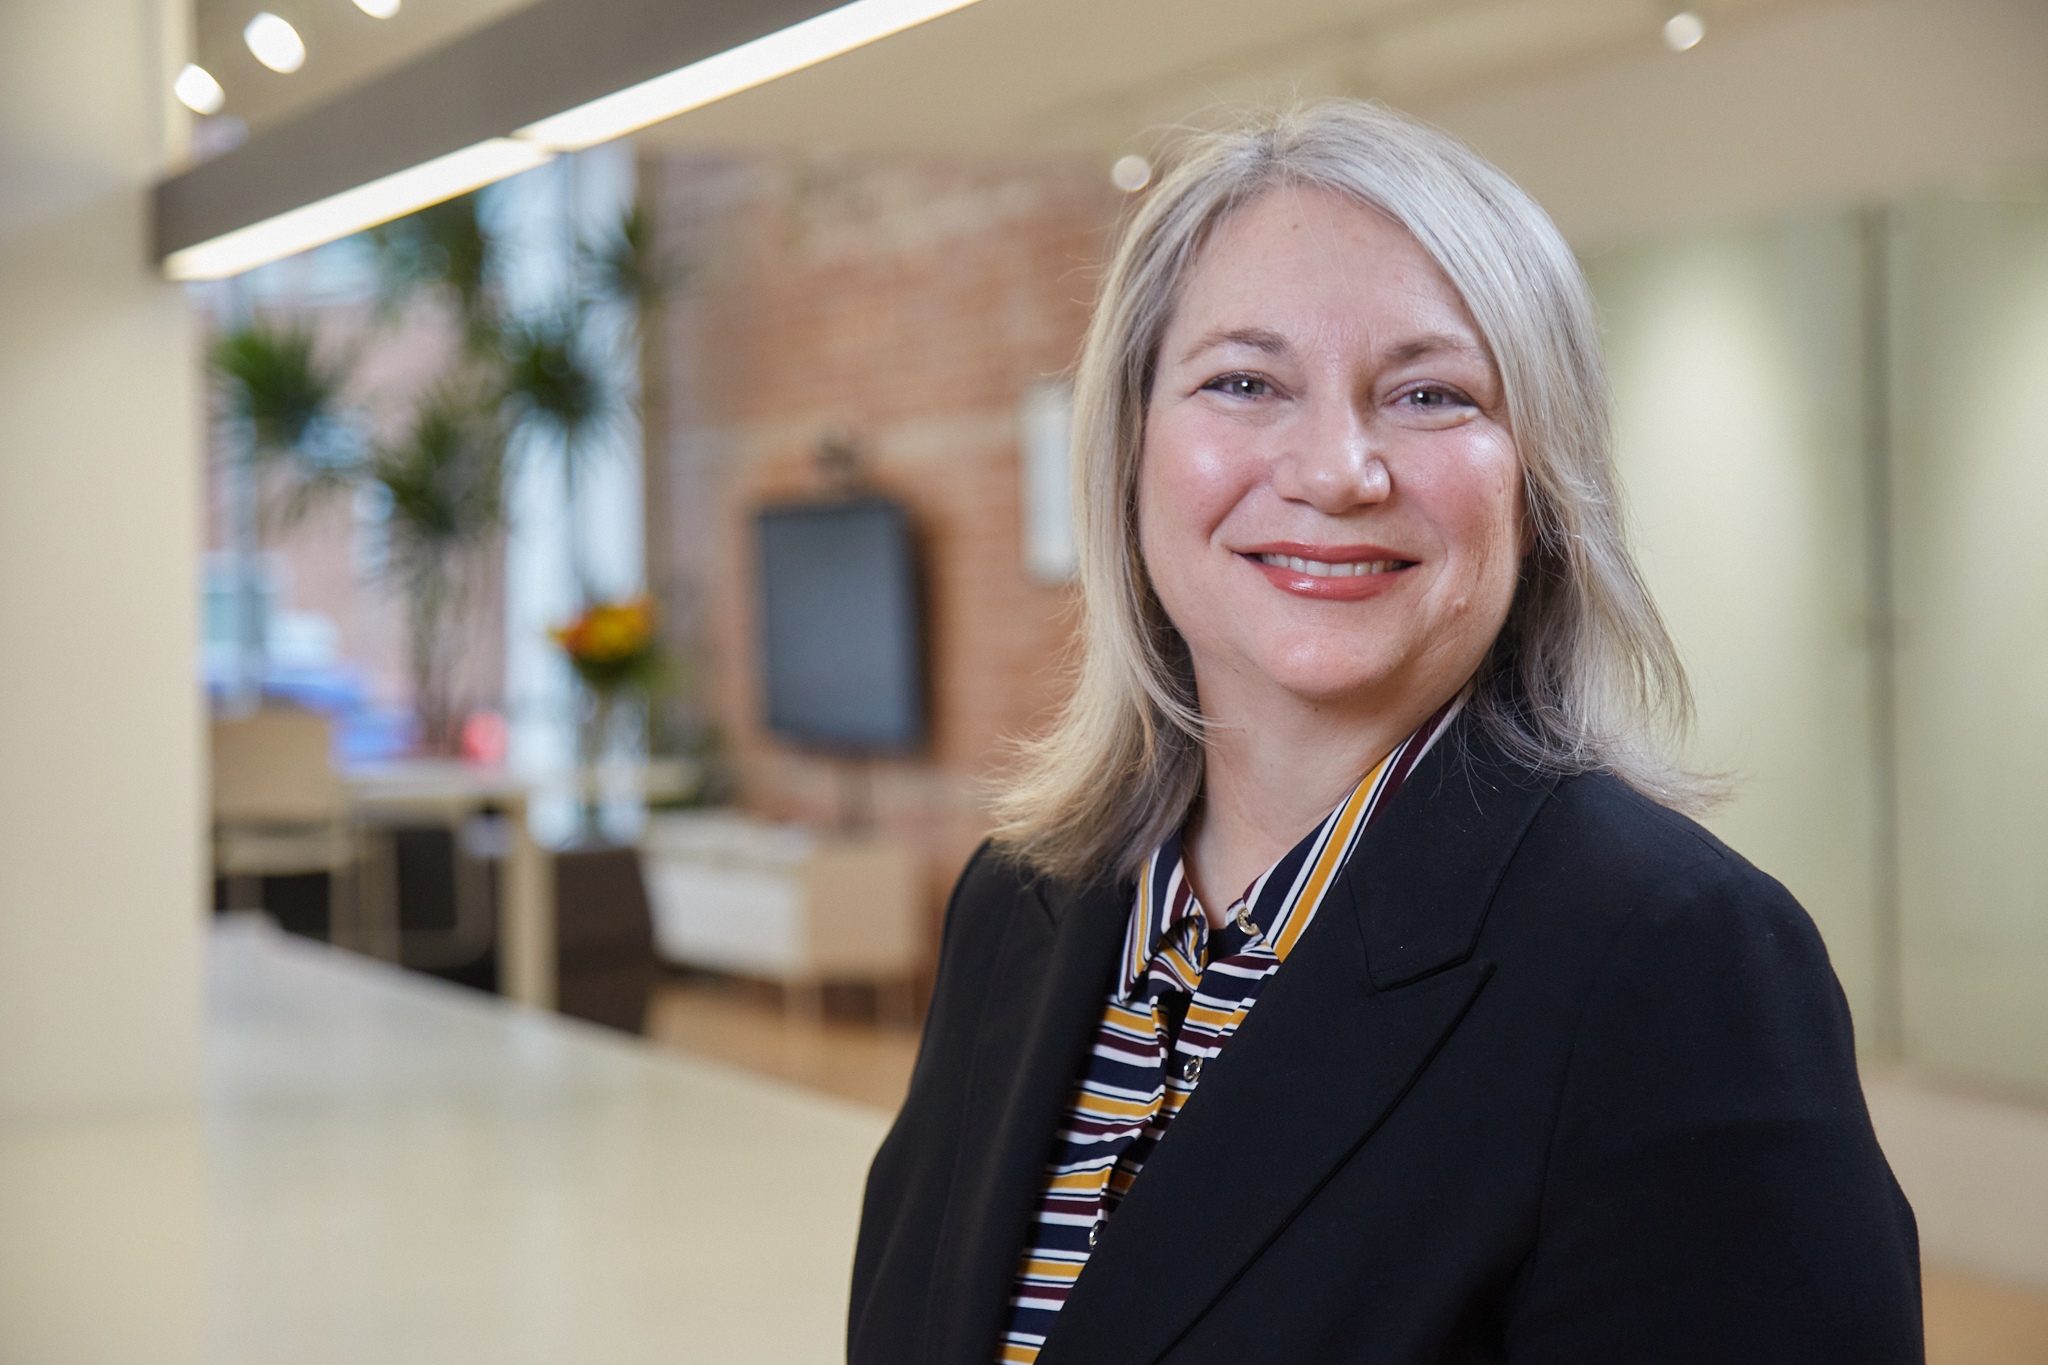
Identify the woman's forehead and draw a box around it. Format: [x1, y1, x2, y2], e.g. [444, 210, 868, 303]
[1165, 186, 1489, 364]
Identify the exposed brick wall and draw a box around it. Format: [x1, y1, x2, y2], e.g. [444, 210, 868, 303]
[644, 150, 1124, 942]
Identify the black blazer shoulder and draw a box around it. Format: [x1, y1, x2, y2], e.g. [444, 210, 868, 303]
[851, 744, 1923, 1365]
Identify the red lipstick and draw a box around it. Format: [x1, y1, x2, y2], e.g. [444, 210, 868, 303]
[1238, 542, 1416, 602]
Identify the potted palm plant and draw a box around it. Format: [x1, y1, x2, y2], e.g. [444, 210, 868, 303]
[208, 320, 349, 708]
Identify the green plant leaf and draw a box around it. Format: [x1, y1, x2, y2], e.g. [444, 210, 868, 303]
[210, 321, 347, 457]
[578, 200, 689, 318]
[500, 312, 612, 448]
[364, 192, 500, 353]
[368, 381, 509, 572]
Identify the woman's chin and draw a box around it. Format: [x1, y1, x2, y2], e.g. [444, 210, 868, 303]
[1258, 659, 1407, 710]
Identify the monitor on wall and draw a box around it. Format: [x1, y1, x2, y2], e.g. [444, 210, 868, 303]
[755, 497, 926, 754]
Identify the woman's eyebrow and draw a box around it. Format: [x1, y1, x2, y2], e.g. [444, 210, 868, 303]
[1384, 332, 1488, 364]
[1179, 327, 1489, 368]
[1179, 326, 1289, 364]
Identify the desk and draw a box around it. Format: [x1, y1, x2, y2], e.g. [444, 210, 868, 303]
[342, 762, 555, 1010]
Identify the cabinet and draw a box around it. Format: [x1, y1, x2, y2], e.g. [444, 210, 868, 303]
[640, 811, 924, 998]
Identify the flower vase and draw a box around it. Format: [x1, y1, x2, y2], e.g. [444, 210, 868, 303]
[575, 684, 618, 847]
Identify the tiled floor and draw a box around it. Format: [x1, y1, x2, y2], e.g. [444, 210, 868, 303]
[644, 973, 2048, 1364]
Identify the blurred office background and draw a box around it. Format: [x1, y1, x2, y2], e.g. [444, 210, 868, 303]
[5, 0, 2048, 1360]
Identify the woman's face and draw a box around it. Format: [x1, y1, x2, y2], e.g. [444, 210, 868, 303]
[1137, 185, 1526, 725]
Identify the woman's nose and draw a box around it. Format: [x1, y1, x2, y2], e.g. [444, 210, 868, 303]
[1270, 399, 1391, 513]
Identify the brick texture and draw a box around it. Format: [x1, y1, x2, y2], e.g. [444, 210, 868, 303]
[644, 149, 1125, 947]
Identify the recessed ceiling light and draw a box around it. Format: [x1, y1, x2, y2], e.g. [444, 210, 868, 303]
[1110, 155, 1152, 193]
[174, 62, 226, 115]
[244, 12, 306, 73]
[354, 0, 401, 16]
[1663, 11, 1705, 51]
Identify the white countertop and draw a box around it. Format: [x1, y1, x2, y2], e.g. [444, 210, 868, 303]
[0, 919, 892, 1365]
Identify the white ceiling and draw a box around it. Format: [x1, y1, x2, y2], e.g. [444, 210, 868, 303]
[192, 0, 1819, 157]
[193, 0, 541, 133]
[607, 0, 1821, 159]
[640, 0, 1700, 156]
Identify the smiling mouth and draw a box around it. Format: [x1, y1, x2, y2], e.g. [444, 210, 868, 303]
[1254, 553, 1412, 578]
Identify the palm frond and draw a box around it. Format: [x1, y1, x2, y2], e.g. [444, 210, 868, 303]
[500, 312, 612, 446]
[578, 201, 690, 318]
[364, 193, 500, 352]
[210, 321, 347, 457]
[368, 383, 509, 574]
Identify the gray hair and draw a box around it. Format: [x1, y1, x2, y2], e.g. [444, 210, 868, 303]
[990, 101, 1706, 884]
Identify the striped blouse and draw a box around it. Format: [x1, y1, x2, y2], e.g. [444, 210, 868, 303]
[996, 703, 1460, 1364]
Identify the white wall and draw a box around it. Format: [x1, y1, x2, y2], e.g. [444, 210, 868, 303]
[1411, 0, 2048, 1051]
[1418, 0, 2048, 250]
[1432, 0, 2048, 1282]
[1887, 180, 2048, 1097]
[0, 0, 204, 1118]
[1583, 214, 1884, 1032]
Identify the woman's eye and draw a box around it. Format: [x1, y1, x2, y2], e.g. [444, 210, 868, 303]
[1202, 373, 1272, 398]
[1401, 386, 1468, 409]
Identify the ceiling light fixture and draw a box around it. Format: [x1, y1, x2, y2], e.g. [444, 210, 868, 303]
[163, 138, 552, 280]
[244, 12, 307, 72]
[354, 0, 402, 15]
[1662, 11, 1705, 51]
[174, 63, 226, 115]
[1110, 155, 1152, 193]
[515, 0, 984, 150]
[160, 0, 984, 280]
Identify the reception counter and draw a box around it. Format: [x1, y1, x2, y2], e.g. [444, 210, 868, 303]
[0, 918, 892, 1364]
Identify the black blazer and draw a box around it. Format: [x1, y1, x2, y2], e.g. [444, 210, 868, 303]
[850, 733, 1923, 1364]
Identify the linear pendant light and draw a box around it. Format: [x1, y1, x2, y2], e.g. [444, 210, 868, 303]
[156, 0, 983, 280]
[164, 139, 553, 280]
[517, 0, 983, 150]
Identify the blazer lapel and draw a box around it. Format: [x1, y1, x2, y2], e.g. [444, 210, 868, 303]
[927, 871, 1131, 1365]
[1042, 736, 1555, 1365]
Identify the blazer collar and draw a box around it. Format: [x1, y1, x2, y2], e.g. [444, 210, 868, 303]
[925, 868, 1131, 1365]
[1346, 720, 1559, 990]
[1040, 723, 1556, 1365]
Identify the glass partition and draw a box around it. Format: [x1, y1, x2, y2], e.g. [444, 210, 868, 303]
[1888, 175, 2048, 1097]
[1586, 178, 2048, 1100]
[1585, 212, 1884, 1033]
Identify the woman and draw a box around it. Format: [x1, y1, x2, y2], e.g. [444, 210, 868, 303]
[850, 102, 1921, 1365]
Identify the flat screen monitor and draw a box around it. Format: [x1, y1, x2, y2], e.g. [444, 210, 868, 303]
[756, 497, 925, 753]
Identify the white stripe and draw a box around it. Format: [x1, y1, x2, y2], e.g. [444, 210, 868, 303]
[1033, 1210, 1101, 1227]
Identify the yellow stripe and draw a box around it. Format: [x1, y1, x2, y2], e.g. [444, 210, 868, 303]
[1184, 1000, 1244, 1031]
[1071, 1094, 1159, 1121]
[1273, 754, 1388, 961]
[1021, 1257, 1085, 1281]
[1103, 1002, 1155, 1031]
[1158, 944, 1202, 985]
[1125, 855, 1155, 986]
[1000, 1344, 1040, 1363]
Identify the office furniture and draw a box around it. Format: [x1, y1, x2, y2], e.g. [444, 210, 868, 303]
[553, 843, 659, 1033]
[343, 763, 555, 1010]
[640, 810, 924, 1016]
[211, 707, 357, 932]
